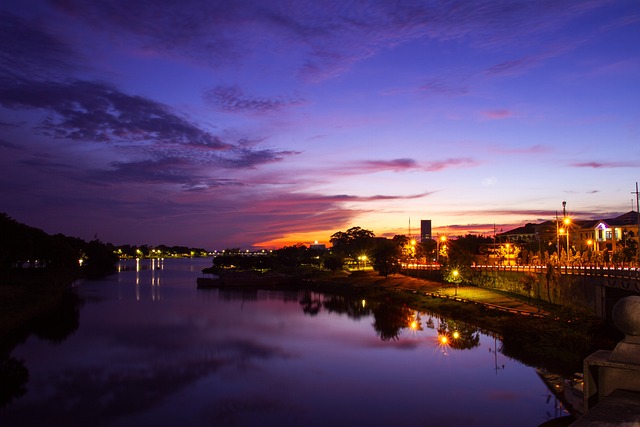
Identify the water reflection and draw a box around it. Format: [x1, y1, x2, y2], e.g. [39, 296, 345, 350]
[0, 290, 81, 408]
[293, 291, 484, 351]
[1, 260, 574, 427]
[116, 259, 165, 301]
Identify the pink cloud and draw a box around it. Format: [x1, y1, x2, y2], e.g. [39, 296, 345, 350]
[345, 158, 478, 174]
[480, 109, 513, 120]
[571, 161, 639, 168]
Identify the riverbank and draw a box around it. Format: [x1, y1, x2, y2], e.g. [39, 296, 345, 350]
[0, 268, 80, 352]
[300, 269, 622, 376]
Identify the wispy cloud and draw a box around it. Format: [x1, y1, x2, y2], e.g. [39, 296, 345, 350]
[45, 0, 612, 82]
[346, 158, 478, 174]
[571, 161, 639, 168]
[417, 78, 470, 97]
[204, 86, 305, 114]
[480, 109, 513, 120]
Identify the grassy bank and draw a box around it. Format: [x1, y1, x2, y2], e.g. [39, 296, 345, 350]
[300, 269, 622, 375]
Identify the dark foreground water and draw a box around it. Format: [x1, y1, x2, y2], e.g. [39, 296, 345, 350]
[0, 258, 568, 427]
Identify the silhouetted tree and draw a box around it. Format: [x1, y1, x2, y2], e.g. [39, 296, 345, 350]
[330, 226, 376, 258]
[323, 254, 344, 275]
[372, 239, 402, 278]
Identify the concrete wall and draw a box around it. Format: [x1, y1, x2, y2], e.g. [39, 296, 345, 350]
[403, 266, 640, 319]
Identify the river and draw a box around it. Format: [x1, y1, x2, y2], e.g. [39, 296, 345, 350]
[0, 258, 569, 426]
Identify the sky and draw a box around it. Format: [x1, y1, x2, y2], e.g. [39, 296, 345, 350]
[1, 0, 639, 250]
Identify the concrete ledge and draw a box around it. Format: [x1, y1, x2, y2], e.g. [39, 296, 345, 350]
[571, 389, 640, 426]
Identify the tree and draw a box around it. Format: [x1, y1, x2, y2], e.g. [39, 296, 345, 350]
[371, 239, 401, 278]
[323, 254, 344, 275]
[329, 226, 376, 258]
[392, 235, 414, 262]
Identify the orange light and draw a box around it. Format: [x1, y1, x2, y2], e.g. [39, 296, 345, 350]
[410, 320, 418, 330]
[439, 335, 448, 345]
[452, 331, 460, 339]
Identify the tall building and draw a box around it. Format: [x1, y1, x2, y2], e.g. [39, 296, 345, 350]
[420, 220, 432, 242]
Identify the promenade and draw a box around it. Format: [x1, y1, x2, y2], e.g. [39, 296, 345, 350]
[336, 269, 550, 317]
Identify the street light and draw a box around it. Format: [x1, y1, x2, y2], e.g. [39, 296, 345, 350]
[357, 255, 367, 269]
[436, 235, 447, 263]
[452, 269, 460, 296]
[563, 217, 571, 263]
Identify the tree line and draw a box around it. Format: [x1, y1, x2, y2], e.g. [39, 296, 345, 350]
[0, 213, 119, 283]
[208, 226, 498, 283]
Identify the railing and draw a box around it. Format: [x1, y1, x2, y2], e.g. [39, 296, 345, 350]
[402, 263, 640, 280]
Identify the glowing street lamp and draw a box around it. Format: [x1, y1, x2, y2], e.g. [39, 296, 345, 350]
[563, 217, 571, 263]
[436, 235, 447, 263]
[357, 255, 368, 269]
[452, 269, 460, 296]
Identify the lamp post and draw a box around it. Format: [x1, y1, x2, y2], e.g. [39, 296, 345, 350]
[563, 217, 571, 264]
[436, 235, 447, 263]
[452, 269, 459, 296]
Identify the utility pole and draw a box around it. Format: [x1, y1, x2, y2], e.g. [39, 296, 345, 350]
[556, 211, 560, 261]
[633, 182, 640, 251]
[562, 201, 570, 263]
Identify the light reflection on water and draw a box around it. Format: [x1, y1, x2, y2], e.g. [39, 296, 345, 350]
[0, 258, 569, 427]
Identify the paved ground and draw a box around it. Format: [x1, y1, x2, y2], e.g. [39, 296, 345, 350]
[342, 269, 550, 316]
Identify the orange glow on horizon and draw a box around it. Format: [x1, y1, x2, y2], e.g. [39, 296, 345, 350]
[251, 222, 524, 250]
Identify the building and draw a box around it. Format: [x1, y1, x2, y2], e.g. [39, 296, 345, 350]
[500, 211, 639, 255]
[420, 220, 432, 242]
[574, 211, 638, 252]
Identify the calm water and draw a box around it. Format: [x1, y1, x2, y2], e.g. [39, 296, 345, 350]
[1, 258, 567, 427]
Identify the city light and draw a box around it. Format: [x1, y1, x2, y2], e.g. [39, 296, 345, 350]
[437, 235, 447, 263]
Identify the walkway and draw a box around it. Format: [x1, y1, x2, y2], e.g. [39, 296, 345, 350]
[343, 270, 550, 317]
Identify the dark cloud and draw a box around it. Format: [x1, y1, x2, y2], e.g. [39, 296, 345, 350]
[0, 139, 21, 150]
[0, 78, 299, 190]
[205, 85, 305, 114]
[0, 79, 230, 148]
[101, 158, 243, 191]
[221, 147, 300, 169]
[0, 11, 78, 81]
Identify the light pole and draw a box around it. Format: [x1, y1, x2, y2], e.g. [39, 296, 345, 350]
[563, 217, 571, 263]
[436, 235, 447, 263]
[452, 269, 459, 296]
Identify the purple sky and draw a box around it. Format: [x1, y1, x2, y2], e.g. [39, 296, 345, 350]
[1, 0, 639, 249]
